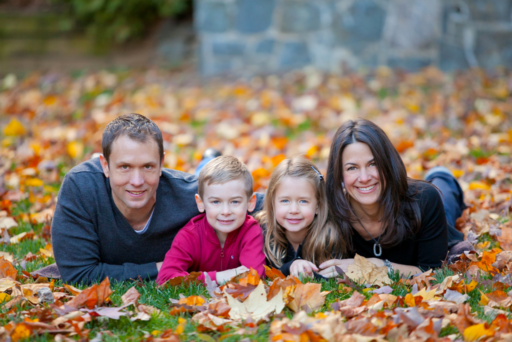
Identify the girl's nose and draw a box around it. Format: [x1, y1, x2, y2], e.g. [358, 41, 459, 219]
[290, 202, 299, 213]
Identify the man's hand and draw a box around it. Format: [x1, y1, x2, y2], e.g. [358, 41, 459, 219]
[216, 266, 250, 285]
[290, 260, 318, 278]
[156, 262, 163, 271]
[318, 259, 355, 278]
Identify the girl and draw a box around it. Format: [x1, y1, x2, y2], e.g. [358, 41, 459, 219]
[257, 156, 345, 278]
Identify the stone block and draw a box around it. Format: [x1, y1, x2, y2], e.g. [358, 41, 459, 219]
[279, 2, 321, 33]
[335, 0, 386, 50]
[278, 41, 311, 69]
[475, 31, 512, 68]
[195, 1, 231, 33]
[212, 41, 246, 56]
[387, 57, 434, 71]
[439, 40, 469, 71]
[255, 39, 276, 54]
[236, 0, 275, 34]
[466, 0, 512, 21]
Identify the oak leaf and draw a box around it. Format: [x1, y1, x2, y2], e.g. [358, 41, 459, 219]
[346, 254, 391, 286]
[0, 257, 17, 279]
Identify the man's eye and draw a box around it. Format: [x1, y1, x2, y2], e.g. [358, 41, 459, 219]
[144, 165, 153, 170]
[120, 165, 129, 170]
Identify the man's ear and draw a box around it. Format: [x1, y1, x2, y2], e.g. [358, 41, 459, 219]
[99, 154, 109, 178]
[160, 152, 165, 176]
[247, 193, 257, 213]
[195, 194, 205, 213]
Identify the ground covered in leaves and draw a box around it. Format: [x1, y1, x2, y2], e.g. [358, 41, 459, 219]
[0, 67, 511, 341]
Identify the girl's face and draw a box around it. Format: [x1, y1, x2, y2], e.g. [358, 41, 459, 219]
[341, 142, 382, 208]
[274, 176, 318, 235]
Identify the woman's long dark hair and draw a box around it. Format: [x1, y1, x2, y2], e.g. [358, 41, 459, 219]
[326, 119, 422, 253]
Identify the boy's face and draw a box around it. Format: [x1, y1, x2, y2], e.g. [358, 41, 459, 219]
[195, 179, 256, 242]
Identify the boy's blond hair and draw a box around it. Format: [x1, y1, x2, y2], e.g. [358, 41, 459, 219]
[198, 155, 253, 199]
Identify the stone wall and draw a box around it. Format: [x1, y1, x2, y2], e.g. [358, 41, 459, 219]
[196, 0, 512, 75]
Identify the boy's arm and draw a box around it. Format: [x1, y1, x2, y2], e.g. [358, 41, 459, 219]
[238, 219, 266, 277]
[156, 230, 198, 285]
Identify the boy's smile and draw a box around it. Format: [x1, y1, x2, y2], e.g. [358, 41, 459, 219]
[195, 179, 256, 246]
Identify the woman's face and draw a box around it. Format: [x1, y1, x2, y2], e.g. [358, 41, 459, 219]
[341, 142, 381, 208]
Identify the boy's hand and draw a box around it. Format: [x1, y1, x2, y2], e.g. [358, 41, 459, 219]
[290, 260, 318, 278]
[216, 266, 250, 284]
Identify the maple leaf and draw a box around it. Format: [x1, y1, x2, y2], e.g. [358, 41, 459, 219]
[264, 265, 286, 280]
[224, 283, 257, 302]
[267, 276, 302, 302]
[238, 267, 260, 286]
[225, 280, 285, 321]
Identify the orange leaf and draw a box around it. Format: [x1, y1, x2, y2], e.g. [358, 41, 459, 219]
[67, 284, 98, 309]
[63, 284, 82, 296]
[267, 276, 302, 302]
[287, 283, 327, 313]
[178, 295, 205, 306]
[238, 268, 260, 286]
[10, 323, 32, 342]
[471, 248, 501, 274]
[0, 256, 18, 279]
[96, 277, 112, 306]
[404, 293, 416, 307]
[264, 265, 286, 281]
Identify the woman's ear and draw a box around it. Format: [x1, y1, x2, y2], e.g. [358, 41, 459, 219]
[195, 194, 205, 212]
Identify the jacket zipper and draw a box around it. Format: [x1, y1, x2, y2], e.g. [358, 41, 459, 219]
[220, 247, 225, 271]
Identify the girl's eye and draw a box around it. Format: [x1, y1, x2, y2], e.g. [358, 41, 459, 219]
[280, 199, 289, 203]
[299, 200, 308, 204]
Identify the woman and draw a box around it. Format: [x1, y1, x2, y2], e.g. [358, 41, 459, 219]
[319, 119, 448, 277]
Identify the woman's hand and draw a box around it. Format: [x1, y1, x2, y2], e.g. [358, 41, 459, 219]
[318, 259, 355, 278]
[290, 260, 319, 277]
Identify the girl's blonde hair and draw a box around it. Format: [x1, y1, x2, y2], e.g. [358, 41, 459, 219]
[257, 156, 346, 267]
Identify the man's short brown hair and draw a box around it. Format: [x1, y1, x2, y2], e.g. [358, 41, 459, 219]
[198, 156, 253, 199]
[102, 113, 164, 164]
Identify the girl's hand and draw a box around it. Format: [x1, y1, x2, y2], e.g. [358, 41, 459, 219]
[318, 259, 355, 278]
[216, 266, 250, 284]
[290, 260, 319, 277]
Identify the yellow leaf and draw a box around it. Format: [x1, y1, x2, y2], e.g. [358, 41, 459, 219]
[404, 293, 416, 307]
[468, 181, 491, 191]
[463, 323, 495, 342]
[413, 288, 436, 301]
[451, 169, 464, 178]
[25, 178, 43, 187]
[175, 317, 187, 335]
[479, 290, 489, 306]
[11, 323, 31, 342]
[0, 293, 11, 303]
[3, 119, 26, 136]
[66, 141, 84, 159]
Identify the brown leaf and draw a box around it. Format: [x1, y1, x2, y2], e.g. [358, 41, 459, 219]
[406, 270, 435, 290]
[66, 284, 98, 309]
[287, 283, 327, 313]
[224, 283, 257, 302]
[96, 277, 112, 306]
[121, 286, 140, 306]
[331, 291, 365, 312]
[451, 303, 480, 334]
[346, 254, 391, 286]
[163, 272, 202, 287]
[0, 256, 17, 279]
[267, 276, 302, 302]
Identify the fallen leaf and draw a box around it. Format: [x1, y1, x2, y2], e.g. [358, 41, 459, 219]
[264, 265, 286, 280]
[0, 257, 17, 279]
[287, 283, 328, 313]
[225, 280, 285, 320]
[463, 323, 495, 342]
[121, 287, 140, 306]
[346, 254, 391, 286]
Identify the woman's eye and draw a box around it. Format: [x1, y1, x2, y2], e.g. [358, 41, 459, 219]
[369, 162, 376, 167]
[347, 166, 356, 171]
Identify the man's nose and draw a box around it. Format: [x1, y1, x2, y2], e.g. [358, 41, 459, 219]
[130, 170, 144, 186]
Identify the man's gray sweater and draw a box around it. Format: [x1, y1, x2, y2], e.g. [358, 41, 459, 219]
[52, 158, 202, 284]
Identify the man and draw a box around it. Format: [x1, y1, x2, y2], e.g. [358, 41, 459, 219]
[52, 113, 262, 284]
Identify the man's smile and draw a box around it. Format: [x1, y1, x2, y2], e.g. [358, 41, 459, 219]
[126, 190, 146, 197]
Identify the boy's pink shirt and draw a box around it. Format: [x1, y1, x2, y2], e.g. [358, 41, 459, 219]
[156, 213, 266, 285]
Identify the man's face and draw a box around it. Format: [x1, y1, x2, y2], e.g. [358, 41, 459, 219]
[100, 135, 163, 220]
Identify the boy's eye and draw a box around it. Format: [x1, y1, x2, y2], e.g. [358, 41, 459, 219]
[232, 200, 240, 205]
[212, 200, 220, 204]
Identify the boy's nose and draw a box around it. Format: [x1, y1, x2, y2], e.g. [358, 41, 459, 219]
[221, 203, 231, 215]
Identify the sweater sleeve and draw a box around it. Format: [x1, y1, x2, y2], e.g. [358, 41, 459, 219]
[416, 184, 449, 270]
[238, 219, 266, 277]
[52, 175, 159, 285]
[156, 226, 208, 285]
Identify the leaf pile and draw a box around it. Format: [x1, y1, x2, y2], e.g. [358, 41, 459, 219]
[0, 67, 512, 340]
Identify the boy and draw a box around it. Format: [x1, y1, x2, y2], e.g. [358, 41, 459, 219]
[156, 156, 266, 285]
